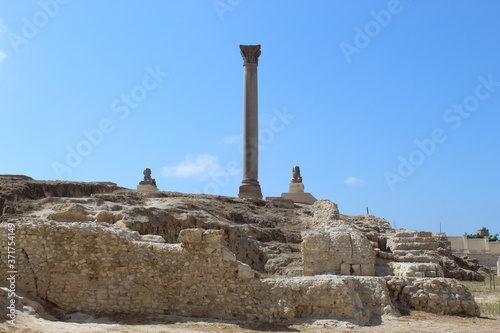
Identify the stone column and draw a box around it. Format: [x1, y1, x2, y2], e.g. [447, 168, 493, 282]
[497, 257, 500, 277]
[463, 234, 469, 253]
[238, 45, 262, 199]
[484, 236, 490, 253]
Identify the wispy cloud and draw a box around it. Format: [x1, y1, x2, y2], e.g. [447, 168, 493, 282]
[223, 134, 241, 145]
[0, 18, 7, 36]
[344, 176, 365, 187]
[162, 154, 222, 179]
[0, 18, 7, 63]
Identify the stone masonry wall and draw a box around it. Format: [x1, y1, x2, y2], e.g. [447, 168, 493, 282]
[302, 229, 376, 276]
[0, 221, 397, 324]
[302, 200, 376, 276]
[0, 221, 479, 323]
[387, 277, 479, 316]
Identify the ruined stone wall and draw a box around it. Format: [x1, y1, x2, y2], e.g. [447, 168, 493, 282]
[389, 262, 444, 278]
[302, 200, 376, 276]
[115, 206, 270, 273]
[452, 253, 499, 270]
[387, 277, 479, 316]
[0, 221, 479, 323]
[0, 221, 396, 324]
[302, 229, 376, 276]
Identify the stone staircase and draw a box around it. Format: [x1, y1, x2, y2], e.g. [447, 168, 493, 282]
[384, 230, 445, 276]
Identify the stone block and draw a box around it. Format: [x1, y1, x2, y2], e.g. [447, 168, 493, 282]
[352, 264, 361, 275]
[394, 231, 415, 237]
[341, 263, 351, 275]
[202, 229, 224, 243]
[288, 182, 305, 193]
[96, 212, 113, 223]
[222, 247, 236, 262]
[312, 200, 340, 221]
[361, 264, 375, 276]
[140, 235, 166, 243]
[237, 262, 254, 279]
[178, 228, 203, 243]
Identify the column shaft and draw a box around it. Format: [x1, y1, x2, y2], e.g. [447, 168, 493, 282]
[242, 63, 258, 183]
[238, 45, 262, 199]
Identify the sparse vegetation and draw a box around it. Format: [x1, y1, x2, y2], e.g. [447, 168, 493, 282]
[479, 302, 500, 317]
[462, 276, 500, 317]
[467, 232, 499, 241]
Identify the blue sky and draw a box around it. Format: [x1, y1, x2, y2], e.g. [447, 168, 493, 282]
[1, 0, 499, 236]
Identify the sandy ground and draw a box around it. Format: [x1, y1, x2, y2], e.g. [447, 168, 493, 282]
[1, 310, 499, 333]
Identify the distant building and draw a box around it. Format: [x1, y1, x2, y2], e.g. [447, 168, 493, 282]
[477, 227, 489, 236]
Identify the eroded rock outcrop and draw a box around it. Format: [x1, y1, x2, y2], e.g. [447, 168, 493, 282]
[0, 175, 120, 217]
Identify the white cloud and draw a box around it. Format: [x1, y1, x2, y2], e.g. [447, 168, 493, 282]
[344, 176, 365, 187]
[0, 18, 8, 63]
[223, 134, 241, 145]
[162, 154, 222, 179]
[0, 18, 7, 36]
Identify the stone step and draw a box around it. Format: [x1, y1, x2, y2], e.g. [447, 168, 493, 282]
[393, 249, 438, 255]
[391, 237, 438, 243]
[394, 256, 440, 263]
[391, 243, 438, 251]
[393, 250, 441, 263]
[394, 231, 432, 238]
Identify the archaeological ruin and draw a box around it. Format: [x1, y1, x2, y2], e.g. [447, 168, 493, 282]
[0, 45, 492, 326]
[0, 175, 488, 325]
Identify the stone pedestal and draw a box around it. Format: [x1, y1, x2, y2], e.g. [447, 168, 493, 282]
[288, 182, 304, 193]
[497, 257, 500, 277]
[238, 45, 262, 199]
[239, 182, 262, 199]
[281, 182, 317, 205]
[137, 184, 159, 192]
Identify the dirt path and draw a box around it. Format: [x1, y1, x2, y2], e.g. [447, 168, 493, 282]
[1, 311, 498, 333]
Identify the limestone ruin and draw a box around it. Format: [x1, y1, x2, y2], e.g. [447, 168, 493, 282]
[0, 44, 492, 327]
[0, 175, 487, 325]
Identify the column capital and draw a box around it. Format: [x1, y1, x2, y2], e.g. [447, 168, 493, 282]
[240, 45, 261, 65]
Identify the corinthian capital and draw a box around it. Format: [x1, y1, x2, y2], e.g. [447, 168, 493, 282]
[240, 45, 261, 65]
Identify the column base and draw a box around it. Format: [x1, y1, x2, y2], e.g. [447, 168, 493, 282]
[238, 182, 262, 199]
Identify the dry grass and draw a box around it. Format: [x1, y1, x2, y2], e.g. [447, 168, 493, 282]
[462, 275, 500, 317]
